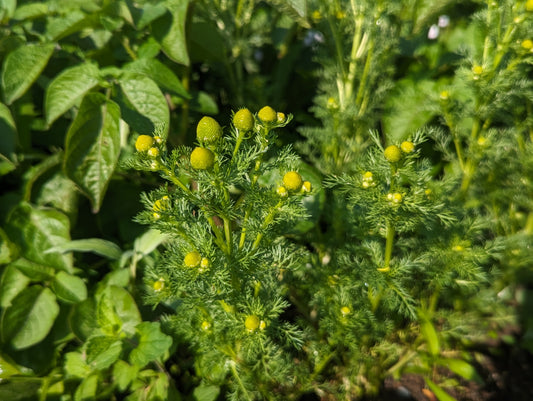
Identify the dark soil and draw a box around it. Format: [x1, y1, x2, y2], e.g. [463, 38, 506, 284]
[378, 340, 533, 401]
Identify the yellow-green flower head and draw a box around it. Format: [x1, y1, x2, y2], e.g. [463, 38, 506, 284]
[184, 251, 202, 268]
[244, 315, 260, 332]
[190, 147, 215, 170]
[276, 186, 288, 197]
[257, 106, 277, 123]
[521, 39, 533, 51]
[196, 116, 222, 143]
[384, 145, 401, 163]
[283, 171, 303, 192]
[527, 0, 533, 12]
[302, 181, 312, 193]
[147, 147, 160, 157]
[233, 108, 254, 131]
[153, 195, 170, 212]
[201, 321, 211, 331]
[439, 90, 449, 100]
[153, 279, 165, 292]
[391, 193, 403, 203]
[401, 141, 415, 153]
[199, 257, 210, 273]
[340, 306, 351, 316]
[135, 135, 154, 152]
[472, 65, 483, 78]
[276, 112, 286, 123]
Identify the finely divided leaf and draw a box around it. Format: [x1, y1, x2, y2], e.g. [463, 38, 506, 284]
[64, 93, 121, 212]
[1, 43, 55, 105]
[45, 62, 101, 126]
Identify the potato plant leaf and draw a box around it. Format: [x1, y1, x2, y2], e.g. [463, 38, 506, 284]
[45, 62, 101, 126]
[129, 322, 172, 368]
[1, 285, 60, 349]
[1, 43, 55, 105]
[119, 73, 170, 137]
[52, 271, 88, 304]
[6, 202, 73, 272]
[153, 0, 190, 66]
[64, 93, 121, 212]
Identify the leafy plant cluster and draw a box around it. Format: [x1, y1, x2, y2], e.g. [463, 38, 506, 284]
[1, 0, 533, 400]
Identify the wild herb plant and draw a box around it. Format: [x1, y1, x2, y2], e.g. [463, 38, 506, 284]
[128, 107, 313, 400]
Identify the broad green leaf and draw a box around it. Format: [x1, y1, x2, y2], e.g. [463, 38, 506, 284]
[189, 91, 218, 114]
[123, 58, 190, 98]
[119, 73, 169, 136]
[0, 226, 16, 265]
[64, 352, 91, 378]
[0, 102, 17, 174]
[134, 229, 168, 256]
[113, 360, 138, 392]
[189, 21, 226, 63]
[0, 0, 16, 22]
[74, 374, 98, 401]
[86, 336, 123, 370]
[127, 1, 166, 29]
[13, 3, 49, 20]
[97, 286, 141, 337]
[193, 384, 220, 401]
[425, 378, 456, 401]
[64, 93, 121, 212]
[153, 0, 190, 66]
[0, 265, 30, 308]
[6, 202, 73, 272]
[129, 322, 172, 367]
[52, 271, 87, 304]
[34, 170, 79, 218]
[0, 353, 21, 379]
[45, 62, 101, 126]
[440, 358, 483, 384]
[1, 43, 55, 105]
[46, 10, 92, 42]
[419, 313, 440, 356]
[70, 298, 99, 341]
[0, 381, 40, 401]
[46, 238, 122, 260]
[1, 285, 59, 349]
[8, 258, 56, 281]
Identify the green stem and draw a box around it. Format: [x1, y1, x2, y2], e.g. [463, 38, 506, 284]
[252, 200, 283, 251]
[384, 220, 395, 269]
[230, 363, 253, 401]
[355, 38, 373, 108]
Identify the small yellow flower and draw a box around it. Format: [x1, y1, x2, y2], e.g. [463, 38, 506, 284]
[336, 10, 346, 19]
[259, 320, 267, 330]
[452, 245, 464, 252]
[135, 135, 154, 152]
[276, 112, 286, 123]
[153, 196, 170, 212]
[283, 171, 303, 191]
[392, 193, 403, 203]
[201, 321, 211, 331]
[276, 186, 288, 197]
[439, 90, 449, 100]
[257, 106, 277, 123]
[521, 39, 533, 51]
[196, 116, 222, 143]
[152, 212, 161, 220]
[147, 147, 159, 157]
[184, 251, 202, 268]
[199, 257, 210, 272]
[327, 97, 338, 109]
[302, 181, 312, 193]
[154, 135, 163, 144]
[153, 279, 165, 292]
[527, 0, 533, 12]
[311, 10, 322, 21]
[472, 65, 483, 79]
[233, 108, 254, 131]
[384, 145, 401, 163]
[401, 141, 415, 153]
[362, 171, 374, 188]
[190, 147, 215, 170]
[340, 306, 351, 316]
[244, 315, 260, 332]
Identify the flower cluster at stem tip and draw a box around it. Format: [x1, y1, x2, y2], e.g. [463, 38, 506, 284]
[277, 171, 312, 197]
[384, 141, 415, 163]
